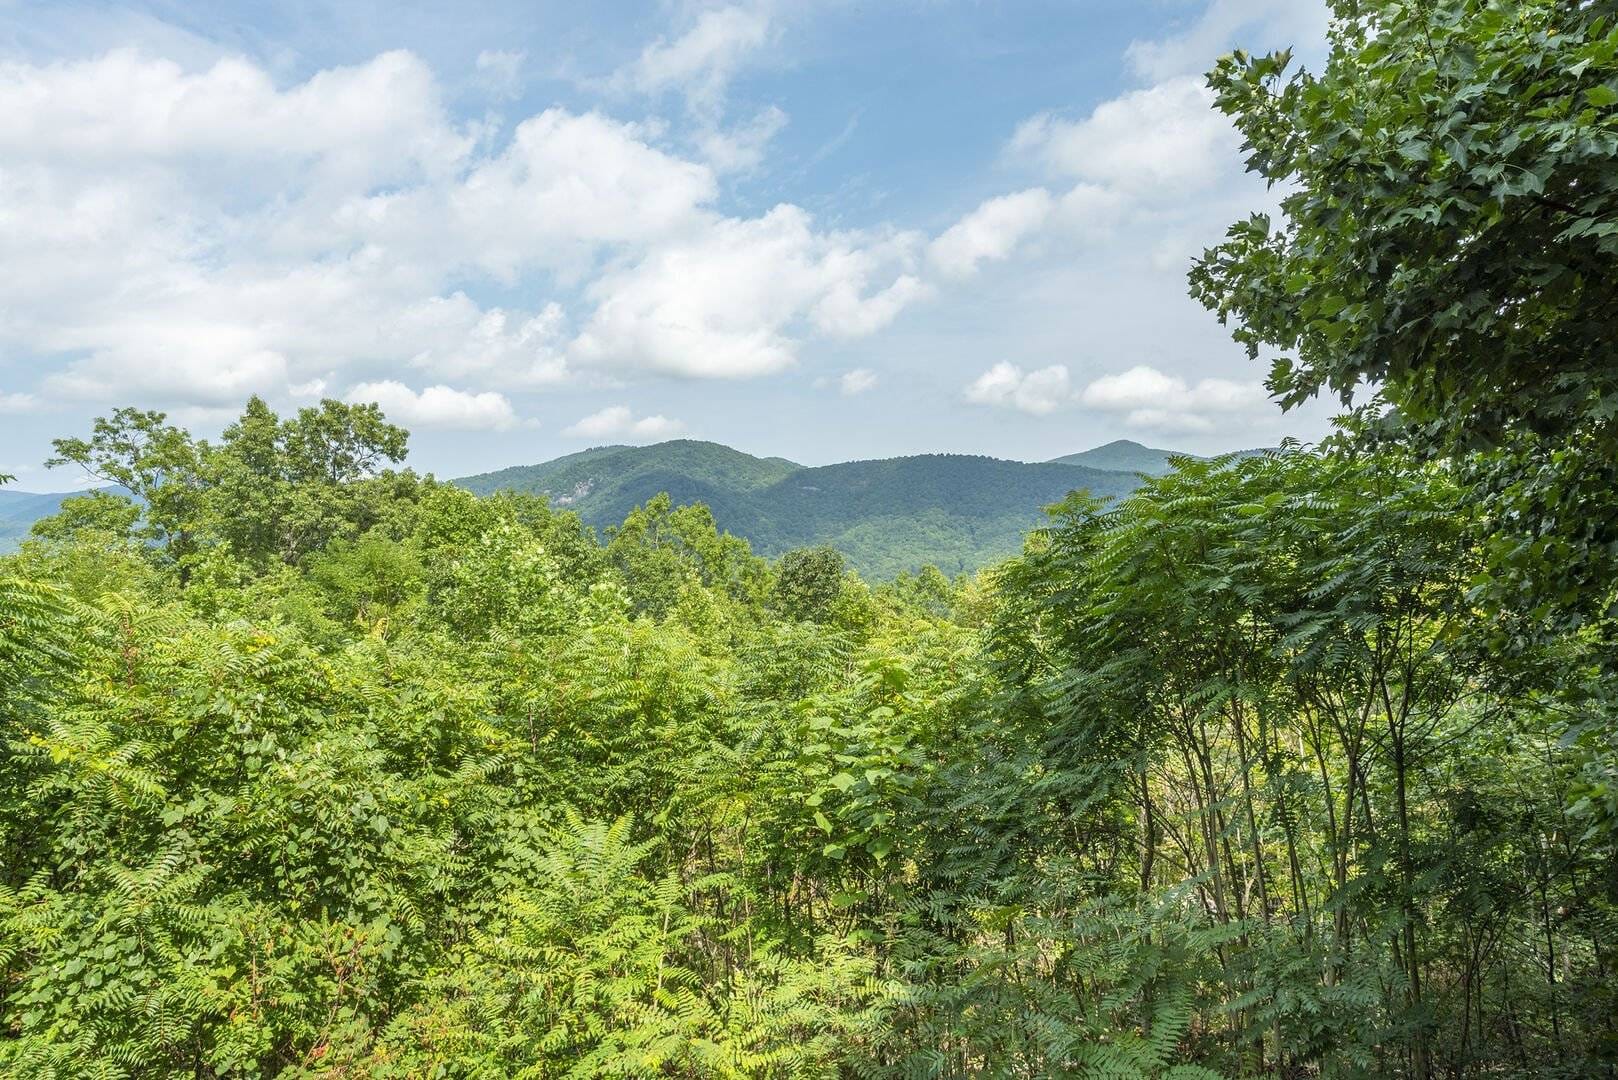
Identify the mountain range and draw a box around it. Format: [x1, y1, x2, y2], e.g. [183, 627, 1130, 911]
[0, 489, 83, 549]
[1, 439, 1209, 576]
[455, 439, 1196, 577]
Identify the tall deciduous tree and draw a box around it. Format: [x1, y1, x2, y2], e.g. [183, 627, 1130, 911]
[1190, 0, 1618, 641]
[46, 408, 207, 579]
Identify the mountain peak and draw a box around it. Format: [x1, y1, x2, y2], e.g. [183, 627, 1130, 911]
[1050, 440, 1193, 476]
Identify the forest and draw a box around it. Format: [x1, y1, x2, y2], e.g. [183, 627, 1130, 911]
[3, 0, 1617, 1076]
[452, 439, 1149, 580]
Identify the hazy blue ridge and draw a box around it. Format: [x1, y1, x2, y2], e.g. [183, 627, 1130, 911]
[0, 489, 82, 550]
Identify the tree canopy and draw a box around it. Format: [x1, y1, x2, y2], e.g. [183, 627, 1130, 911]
[1190, 0, 1618, 641]
[4, 1, 1617, 1075]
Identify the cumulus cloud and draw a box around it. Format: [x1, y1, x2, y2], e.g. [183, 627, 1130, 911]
[353, 107, 718, 284]
[0, 48, 461, 182]
[814, 273, 929, 339]
[1010, 77, 1238, 200]
[0, 392, 39, 414]
[838, 368, 879, 396]
[1080, 364, 1266, 432]
[571, 204, 926, 379]
[45, 347, 291, 407]
[607, 4, 791, 179]
[615, 3, 775, 118]
[400, 300, 571, 388]
[926, 62, 1248, 287]
[0, 46, 926, 408]
[695, 104, 787, 173]
[563, 405, 685, 441]
[345, 381, 520, 431]
[1125, 0, 1329, 82]
[837, 368, 878, 396]
[964, 362, 1073, 416]
[929, 189, 1054, 278]
[0, 50, 611, 405]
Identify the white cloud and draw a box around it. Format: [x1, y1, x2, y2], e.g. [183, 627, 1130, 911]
[1010, 77, 1238, 200]
[813, 273, 929, 339]
[695, 104, 787, 173]
[1080, 364, 1266, 432]
[1052, 182, 1130, 235]
[917, 66, 1261, 292]
[1125, 0, 1329, 82]
[562, 405, 684, 441]
[571, 204, 926, 379]
[0, 49, 464, 190]
[352, 107, 717, 284]
[400, 300, 571, 388]
[474, 49, 525, 100]
[0, 46, 937, 409]
[924, 58, 1253, 297]
[929, 189, 1054, 278]
[345, 380, 520, 431]
[0, 392, 38, 413]
[837, 368, 878, 396]
[45, 347, 291, 407]
[615, 3, 775, 118]
[964, 362, 1072, 416]
[0, 50, 562, 405]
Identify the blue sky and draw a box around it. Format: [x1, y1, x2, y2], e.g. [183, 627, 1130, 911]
[0, 0, 1338, 487]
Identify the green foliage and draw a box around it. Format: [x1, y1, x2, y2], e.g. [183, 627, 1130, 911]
[457, 440, 1149, 578]
[8, 7, 1616, 1074]
[27, 491, 142, 546]
[45, 407, 207, 573]
[1190, 0, 1618, 642]
[3, 401, 1614, 1076]
[206, 395, 410, 568]
[771, 547, 847, 623]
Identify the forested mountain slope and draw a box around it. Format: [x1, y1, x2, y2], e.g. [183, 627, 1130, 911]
[1048, 438, 1191, 474]
[0, 489, 84, 547]
[5, 441, 1168, 571]
[457, 441, 1146, 576]
[457, 439, 803, 510]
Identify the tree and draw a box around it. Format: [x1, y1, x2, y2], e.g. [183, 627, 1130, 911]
[208, 396, 410, 566]
[772, 546, 847, 623]
[605, 494, 770, 618]
[1189, 0, 1618, 640]
[45, 407, 206, 577]
[28, 490, 142, 545]
[7, 399, 1617, 1076]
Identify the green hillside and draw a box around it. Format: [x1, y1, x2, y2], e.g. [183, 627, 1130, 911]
[456, 440, 801, 521]
[7, 441, 1162, 574]
[457, 443, 1146, 577]
[1050, 438, 1194, 475]
[746, 455, 1141, 575]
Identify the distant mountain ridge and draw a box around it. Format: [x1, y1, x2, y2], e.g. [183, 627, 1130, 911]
[456, 439, 1185, 577]
[0, 489, 83, 548]
[3, 439, 1222, 576]
[1050, 439, 1196, 475]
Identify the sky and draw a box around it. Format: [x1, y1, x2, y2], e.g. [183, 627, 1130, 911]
[0, 0, 1342, 488]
